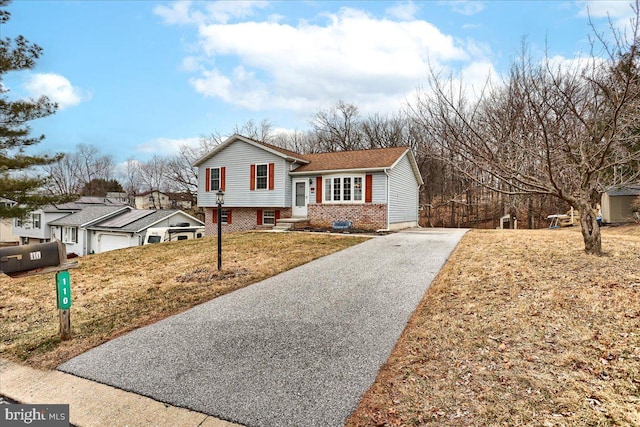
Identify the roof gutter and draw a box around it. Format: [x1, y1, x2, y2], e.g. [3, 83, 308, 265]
[290, 166, 389, 176]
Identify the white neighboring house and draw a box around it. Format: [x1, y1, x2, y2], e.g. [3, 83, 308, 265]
[12, 204, 80, 245]
[87, 209, 204, 253]
[11, 196, 131, 246]
[0, 198, 19, 245]
[49, 206, 204, 256]
[49, 205, 131, 256]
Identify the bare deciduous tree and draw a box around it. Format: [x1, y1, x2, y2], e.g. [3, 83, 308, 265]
[43, 143, 115, 196]
[311, 100, 364, 151]
[139, 155, 169, 193]
[233, 118, 274, 142]
[411, 13, 640, 254]
[166, 135, 221, 201]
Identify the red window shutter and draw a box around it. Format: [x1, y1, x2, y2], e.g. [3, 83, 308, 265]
[365, 174, 373, 203]
[205, 168, 211, 192]
[220, 167, 226, 191]
[250, 164, 256, 190]
[268, 163, 275, 190]
[212, 209, 217, 223]
[227, 210, 232, 224]
[316, 177, 322, 203]
[256, 209, 263, 225]
[275, 210, 281, 220]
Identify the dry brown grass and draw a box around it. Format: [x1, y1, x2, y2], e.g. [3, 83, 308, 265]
[347, 226, 640, 427]
[0, 232, 367, 369]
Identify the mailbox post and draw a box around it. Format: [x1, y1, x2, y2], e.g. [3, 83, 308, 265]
[56, 271, 72, 340]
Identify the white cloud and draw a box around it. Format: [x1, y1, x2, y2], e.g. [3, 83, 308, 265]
[577, 1, 634, 19]
[447, 1, 485, 16]
[135, 137, 201, 155]
[185, 7, 479, 114]
[203, 0, 269, 24]
[154, 0, 268, 25]
[385, 1, 419, 21]
[577, 1, 636, 30]
[23, 73, 90, 110]
[153, 1, 204, 25]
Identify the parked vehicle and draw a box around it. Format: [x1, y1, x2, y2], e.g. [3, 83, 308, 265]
[143, 225, 205, 245]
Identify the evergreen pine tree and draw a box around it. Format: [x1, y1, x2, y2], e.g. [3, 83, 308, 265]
[0, 0, 71, 218]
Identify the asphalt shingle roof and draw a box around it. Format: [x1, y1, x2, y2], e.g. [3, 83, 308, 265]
[49, 206, 130, 227]
[90, 209, 203, 232]
[606, 184, 640, 196]
[293, 146, 409, 173]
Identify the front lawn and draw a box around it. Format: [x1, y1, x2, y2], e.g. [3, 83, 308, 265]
[347, 226, 640, 426]
[0, 232, 367, 369]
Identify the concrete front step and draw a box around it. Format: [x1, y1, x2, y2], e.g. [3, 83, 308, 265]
[273, 223, 293, 231]
[274, 217, 309, 231]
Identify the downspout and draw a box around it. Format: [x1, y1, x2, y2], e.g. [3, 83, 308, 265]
[383, 168, 391, 231]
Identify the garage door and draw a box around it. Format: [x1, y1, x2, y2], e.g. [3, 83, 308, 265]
[98, 234, 131, 253]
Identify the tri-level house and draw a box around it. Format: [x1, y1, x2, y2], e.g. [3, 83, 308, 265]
[194, 134, 423, 234]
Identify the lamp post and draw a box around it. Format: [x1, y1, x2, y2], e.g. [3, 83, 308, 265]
[216, 189, 224, 270]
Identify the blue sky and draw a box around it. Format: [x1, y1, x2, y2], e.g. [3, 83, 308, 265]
[2, 0, 636, 169]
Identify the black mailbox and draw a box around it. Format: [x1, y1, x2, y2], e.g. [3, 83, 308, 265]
[0, 241, 66, 275]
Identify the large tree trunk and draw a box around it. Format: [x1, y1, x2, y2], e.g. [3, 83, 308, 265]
[579, 202, 602, 255]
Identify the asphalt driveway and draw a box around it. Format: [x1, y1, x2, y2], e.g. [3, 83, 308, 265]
[59, 229, 467, 427]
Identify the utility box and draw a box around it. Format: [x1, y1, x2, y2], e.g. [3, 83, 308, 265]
[0, 241, 66, 276]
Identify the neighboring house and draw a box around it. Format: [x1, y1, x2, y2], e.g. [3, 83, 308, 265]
[12, 204, 79, 245]
[86, 209, 203, 253]
[134, 191, 192, 210]
[601, 184, 640, 224]
[11, 196, 130, 245]
[165, 192, 194, 210]
[49, 205, 131, 255]
[49, 206, 204, 255]
[193, 134, 423, 235]
[106, 192, 132, 205]
[0, 198, 19, 245]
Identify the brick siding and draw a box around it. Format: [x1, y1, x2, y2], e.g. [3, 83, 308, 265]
[308, 203, 387, 230]
[204, 207, 292, 235]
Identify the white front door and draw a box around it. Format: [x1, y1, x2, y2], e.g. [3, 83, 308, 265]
[292, 179, 308, 217]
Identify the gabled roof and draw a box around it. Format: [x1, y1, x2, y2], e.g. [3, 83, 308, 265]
[292, 146, 407, 172]
[49, 206, 132, 227]
[89, 209, 205, 233]
[291, 146, 424, 185]
[193, 134, 309, 167]
[193, 134, 423, 185]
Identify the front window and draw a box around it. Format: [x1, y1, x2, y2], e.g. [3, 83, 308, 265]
[63, 226, 78, 244]
[15, 217, 22, 227]
[256, 164, 268, 190]
[210, 168, 220, 191]
[220, 210, 229, 224]
[354, 177, 363, 200]
[263, 210, 275, 225]
[324, 175, 364, 203]
[32, 213, 41, 229]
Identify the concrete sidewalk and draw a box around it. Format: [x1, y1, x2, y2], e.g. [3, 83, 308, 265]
[2, 229, 467, 427]
[0, 359, 242, 427]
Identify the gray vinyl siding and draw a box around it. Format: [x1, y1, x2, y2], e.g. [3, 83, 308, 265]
[371, 172, 387, 204]
[197, 141, 290, 208]
[388, 154, 419, 224]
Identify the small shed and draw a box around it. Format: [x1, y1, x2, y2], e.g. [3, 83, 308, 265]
[601, 184, 640, 224]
